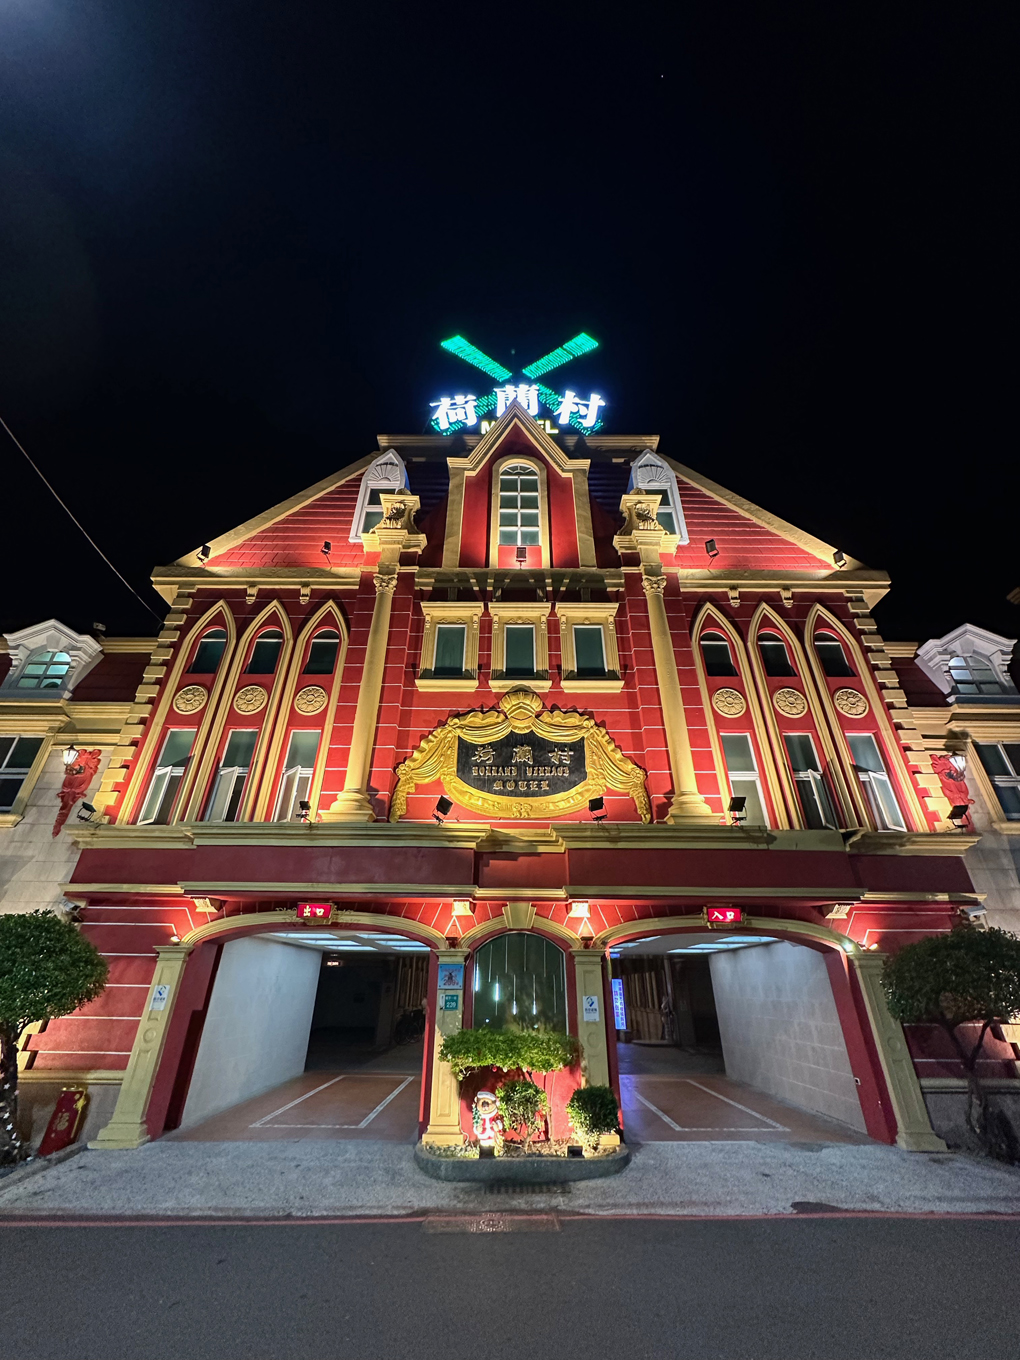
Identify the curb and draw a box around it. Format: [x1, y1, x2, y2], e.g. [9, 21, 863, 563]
[414, 1142, 631, 1182]
[0, 1142, 89, 1197]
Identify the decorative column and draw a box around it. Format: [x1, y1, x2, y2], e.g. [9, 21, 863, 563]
[851, 953, 948, 1152]
[614, 492, 713, 823]
[571, 948, 620, 1148]
[326, 493, 424, 823]
[423, 949, 468, 1146]
[90, 944, 193, 1150]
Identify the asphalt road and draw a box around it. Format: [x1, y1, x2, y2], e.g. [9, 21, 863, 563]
[2, 1214, 1017, 1359]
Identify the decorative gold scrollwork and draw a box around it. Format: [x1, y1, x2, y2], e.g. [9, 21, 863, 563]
[389, 688, 651, 823]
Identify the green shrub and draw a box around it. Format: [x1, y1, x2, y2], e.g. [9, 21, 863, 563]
[438, 1027, 579, 1082]
[566, 1084, 620, 1155]
[497, 1079, 549, 1154]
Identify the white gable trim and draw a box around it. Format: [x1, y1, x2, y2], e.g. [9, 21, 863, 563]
[916, 623, 1017, 695]
[628, 451, 689, 544]
[348, 451, 409, 543]
[1, 619, 103, 697]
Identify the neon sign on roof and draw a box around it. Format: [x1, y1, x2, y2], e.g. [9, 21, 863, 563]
[430, 333, 606, 436]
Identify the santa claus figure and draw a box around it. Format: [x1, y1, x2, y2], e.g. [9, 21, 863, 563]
[472, 1089, 502, 1155]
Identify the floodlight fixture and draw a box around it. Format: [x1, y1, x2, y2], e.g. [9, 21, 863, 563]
[76, 801, 96, 823]
[433, 795, 454, 824]
[568, 901, 590, 918]
[321, 540, 332, 560]
[197, 544, 211, 564]
[727, 795, 747, 825]
[92, 621, 106, 635]
[62, 744, 80, 767]
[298, 799, 311, 822]
[705, 539, 719, 559]
[515, 544, 527, 565]
[833, 550, 847, 569]
[588, 796, 607, 823]
[948, 804, 971, 827]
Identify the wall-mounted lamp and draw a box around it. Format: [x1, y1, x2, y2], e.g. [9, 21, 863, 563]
[298, 800, 311, 822]
[92, 622, 106, 636]
[169, 933, 181, 944]
[948, 804, 971, 828]
[588, 796, 607, 823]
[452, 900, 474, 916]
[76, 802, 97, 823]
[62, 744, 81, 767]
[727, 795, 746, 826]
[433, 795, 453, 825]
[515, 544, 528, 565]
[833, 550, 847, 569]
[197, 544, 211, 564]
[321, 540, 332, 563]
[705, 539, 719, 559]
[568, 901, 590, 918]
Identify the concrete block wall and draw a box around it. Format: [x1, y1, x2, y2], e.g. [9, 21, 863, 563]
[710, 941, 868, 1133]
[0, 748, 111, 916]
[180, 936, 321, 1129]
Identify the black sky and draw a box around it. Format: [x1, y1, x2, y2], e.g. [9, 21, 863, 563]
[0, 3, 1014, 643]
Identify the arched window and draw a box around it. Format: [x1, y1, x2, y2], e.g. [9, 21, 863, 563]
[498, 465, 541, 546]
[758, 632, 796, 677]
[188, 628, 227, 674]
[701, 631, 738, 677]
[471, 933, 567, 1030]
[815, 632, 855, 678]
[303, 629, 340, 675]
[15, 650, 72, 690]
[628, 451, 689, 542]
[948, 655, 1014, 696]
[349, 451, 407, 541]
[245, 628, 283, 675]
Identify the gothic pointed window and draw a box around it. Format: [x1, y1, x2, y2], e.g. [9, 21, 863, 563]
[759, 633, 797, 677]
[815, 632, 855, 678]
[701, 631, 738, 677]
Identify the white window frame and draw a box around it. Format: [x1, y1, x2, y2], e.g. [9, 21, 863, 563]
[138, 731, 195, 826]
[274, 730, 321, 822]
[847, 733, 906, 832]
[204, 730, 258, 823]
[784, 733, 839, 830]
[720, 733, 770, 827]
[497, 464, 543, 548]
[974, 742, 1020, 822]
[0, 736, 47, 815]
[349, 451, 408, 543]
[628, 451, 689, 547]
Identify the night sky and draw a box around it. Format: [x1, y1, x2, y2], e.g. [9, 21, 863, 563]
[1, 4, 1013, 644]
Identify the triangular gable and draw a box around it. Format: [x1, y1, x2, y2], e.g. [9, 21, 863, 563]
[665, 459, 866, 574]
[447, 402, 589, 480]
[173, 455, 376, 570]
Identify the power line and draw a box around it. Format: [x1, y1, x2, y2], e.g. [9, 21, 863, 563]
[1, 412, 163, 623]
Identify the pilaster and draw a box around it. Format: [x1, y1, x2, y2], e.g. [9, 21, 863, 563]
[423, 949, 468, 1146]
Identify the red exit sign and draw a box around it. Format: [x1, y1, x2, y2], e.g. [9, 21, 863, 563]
[297, 902, 334, 923]
[706, 905, 743, 926]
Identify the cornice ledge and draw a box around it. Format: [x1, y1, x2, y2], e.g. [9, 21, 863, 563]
[846, 830, 982, 857]
[554, 824, 847, 852]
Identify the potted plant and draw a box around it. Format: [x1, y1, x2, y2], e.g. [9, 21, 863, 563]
[496, 1079, 549, 1154]
[566, 1084, 621, 1157]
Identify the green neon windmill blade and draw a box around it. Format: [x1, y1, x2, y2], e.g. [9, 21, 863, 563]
[440, 336, 513, 382]
[521, 333, 599, 379]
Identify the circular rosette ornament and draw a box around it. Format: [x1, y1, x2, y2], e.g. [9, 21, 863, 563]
[233, 684, 268, 715]
[294, 685, 328, 715]
[173, 684, 208, 715]
[773, 687, 808, 717]
[712, 688, 747, 718]
[834, 688, 869, 717]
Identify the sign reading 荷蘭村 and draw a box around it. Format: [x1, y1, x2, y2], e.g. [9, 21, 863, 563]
[455, 732, 587, 800]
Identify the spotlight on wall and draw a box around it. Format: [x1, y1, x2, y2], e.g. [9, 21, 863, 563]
[76, 802, 97, 823]
[959, 903, 988, 928]
[197, 544, 211, 564]
[321, 540, 332, 562]
[433, 795, 454, 825]
[297, 799, 311, 822]
[169, 933, 181, 944]
[568, 901, 590, 918]
[948, 804, 971, 828]
[705, 539, 719, 559]
[833, 550, 847, 569]
[62, 744, 81, 767]
[588, 796, 607, 823]
[515, 544, 528, 565]
[727, 795, 747, 825]
[92, 621, 106, 635]
[452, 900, 474, 916]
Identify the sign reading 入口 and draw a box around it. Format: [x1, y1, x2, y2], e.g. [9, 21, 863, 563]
[456, 732, 587, 800]
[705, 906, 743, 927]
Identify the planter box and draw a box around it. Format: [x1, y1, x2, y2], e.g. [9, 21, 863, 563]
[414, 1142, 631, 1183]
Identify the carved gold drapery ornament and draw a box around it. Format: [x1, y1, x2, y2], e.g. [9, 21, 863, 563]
[389, 687, 651, 823]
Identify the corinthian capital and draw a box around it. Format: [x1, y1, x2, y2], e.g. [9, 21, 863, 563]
[374, 571, 399, 596]
[641, 571, 667, 597]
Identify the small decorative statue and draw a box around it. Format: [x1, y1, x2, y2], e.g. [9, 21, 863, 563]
[472, 1089, 502, 1156]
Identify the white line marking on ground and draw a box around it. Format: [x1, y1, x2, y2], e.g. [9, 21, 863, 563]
[345, 1076, 415, 1128]
[249, 1076, 346, 1128]
[632, 1091, 683, 1130]
[681, 1079, 790, 1131]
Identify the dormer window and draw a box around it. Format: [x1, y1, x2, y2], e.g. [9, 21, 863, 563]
[350, 451, 408, 542]
[948, 655, 1015, 696]
[498, 465, 541, 546]
[916, 625, 1018, 703]
[628, 452, 689, 543]
[16, 650, 72, 690]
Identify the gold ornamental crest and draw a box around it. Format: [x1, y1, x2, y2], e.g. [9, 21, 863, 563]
[389, 687, 651, 823]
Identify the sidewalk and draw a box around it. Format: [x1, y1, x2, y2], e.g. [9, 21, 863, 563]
[1, 1140, 1018, 1218]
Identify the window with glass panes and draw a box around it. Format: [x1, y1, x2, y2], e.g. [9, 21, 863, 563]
[975, 743, 1020, 820]
[16, 651, 72, 690]
[948, 656, 1014, 696]
[783, 733, 839, 828]
[0, 736, 44, 810]
[701, 632, 738, 677]
[138, 730, 195, 825]
[303, 630, 340, 675]
[188, 629, 227, 674]
[759, 634, 797, 677]
[274, 730, 321, 821]
[720, 733, 769, 825]
[504, 625, 536, 676]
[432, 624, 467, 676]
[815, 633, 855, 678]
[498, 465, 541, 546]
[245, 629, 283, 674]
[572, 625, 607, 677]
[204, 730, 258, 823]
[847, 733, 906, 830]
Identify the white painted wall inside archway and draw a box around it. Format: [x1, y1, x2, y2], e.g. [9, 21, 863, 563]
[710, 941, 867, 1133]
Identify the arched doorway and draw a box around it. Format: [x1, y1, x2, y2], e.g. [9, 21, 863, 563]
[608, 926, 876, 1145]
[166, 924, 434, 1143]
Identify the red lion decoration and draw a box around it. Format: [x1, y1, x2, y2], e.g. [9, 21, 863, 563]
[931, 753, 973, 825]
[52, 749, 102, 837]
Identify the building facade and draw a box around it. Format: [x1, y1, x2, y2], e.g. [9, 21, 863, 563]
[7, 404, 1018, 1153]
